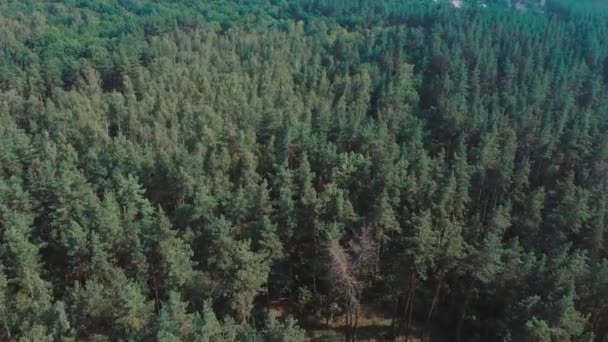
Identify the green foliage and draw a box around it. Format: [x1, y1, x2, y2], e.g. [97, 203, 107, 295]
[0, 0, 607, 341]
[267, 315, 307, 342]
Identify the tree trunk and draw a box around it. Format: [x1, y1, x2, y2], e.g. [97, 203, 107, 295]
[404, 274, 417, 342]
[313, 233, 318, 294]
[345, 309, 352, 342]
[376, 240, 382, 273]
[3, 322, 10, 341]
[390, 292, 401, 340]
[266, 289, 271, 315]
[425, 277, 442, 333]
[353, 305, 360, 342]
[405, 286, 416, 342]
[534, 158, 545, 182]
[455, 285, 473, 342]
[153, 276, 161, 312]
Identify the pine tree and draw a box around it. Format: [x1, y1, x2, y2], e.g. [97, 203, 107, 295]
[371, 190, 399, 257]
[115, 280, 153, 339]
[294, 154, 321, 292]
[156, 291, 195, 341]
[266, 315, 307, 342]
[0, 212, 72, 340]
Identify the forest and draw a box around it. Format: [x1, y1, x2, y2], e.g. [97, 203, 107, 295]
[0, 0, 607, 341]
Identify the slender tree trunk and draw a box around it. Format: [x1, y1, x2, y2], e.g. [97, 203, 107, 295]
[407, 290, 415, 336]
[535, 159, 544, 182]
[455, 284, 473, 342]
[404, 286, 415, 342]
[477, 175, 485, 206]
[448, 286, 456, 317]
[353, 305, 360, 342]
[390, 292, 401, 339]
[345, 308, 351, 342]
[425, 277, 442, 333]
[3, 322, 10, 341]
[313, 233, 318, 294]
[153, 276, 161, 312]
[376, 240, 382, 273]
[481, 195, 490, 223]
[266, 289, 271, 315]
[397, 275, 413, 341]
[404, 274, 417, 342]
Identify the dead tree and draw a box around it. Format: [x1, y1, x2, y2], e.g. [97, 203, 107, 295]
[328, 226, 377, 342]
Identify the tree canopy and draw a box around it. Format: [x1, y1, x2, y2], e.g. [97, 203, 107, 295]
[0, 0, 607, 341]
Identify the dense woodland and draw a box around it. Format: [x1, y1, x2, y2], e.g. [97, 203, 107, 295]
[1, 0, 608, 341]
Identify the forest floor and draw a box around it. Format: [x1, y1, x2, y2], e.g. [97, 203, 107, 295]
[305, 310, 422, 342]
[268, 300, 447, 341]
